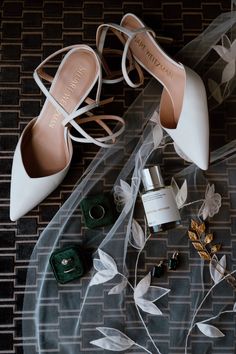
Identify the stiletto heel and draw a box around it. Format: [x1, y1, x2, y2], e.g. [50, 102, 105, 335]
[10, 45, 125, 221]
[96, 13, 209, 170]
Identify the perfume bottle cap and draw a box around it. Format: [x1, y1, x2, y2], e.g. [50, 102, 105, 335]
[141, 166, 164, 191]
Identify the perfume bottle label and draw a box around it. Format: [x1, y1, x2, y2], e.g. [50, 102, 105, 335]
[141, 188, 180, 227]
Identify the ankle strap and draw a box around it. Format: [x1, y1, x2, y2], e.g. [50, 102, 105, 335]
[33, 45, 125, 148]
[96, 23, 155, 88]
[68, 114, 125, 145]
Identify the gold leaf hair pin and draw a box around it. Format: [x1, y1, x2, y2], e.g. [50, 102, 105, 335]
[188, 219, 220, 261]
[188, 219, 236, 289]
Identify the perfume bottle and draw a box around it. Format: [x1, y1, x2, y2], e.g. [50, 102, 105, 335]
[141, 166, 181, 233]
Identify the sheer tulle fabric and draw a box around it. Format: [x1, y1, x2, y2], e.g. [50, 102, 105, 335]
[23, 11, 236, 354]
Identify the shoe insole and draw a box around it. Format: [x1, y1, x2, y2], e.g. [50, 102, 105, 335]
[121, 15, 185, 129]
[22, 49, 98, 177]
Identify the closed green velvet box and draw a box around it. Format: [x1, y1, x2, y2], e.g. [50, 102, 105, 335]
[80, 193, 117, 229]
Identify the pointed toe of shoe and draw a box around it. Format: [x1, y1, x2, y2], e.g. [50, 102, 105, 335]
[10, 171, 41, 221]
[10, 202, 29, 222]
[10, 169, 45, 220]
[197, 153, 209, 171]
[10, 166, 70, 221]
[10, 133, 72, 221]
[10, 165, 71, 220]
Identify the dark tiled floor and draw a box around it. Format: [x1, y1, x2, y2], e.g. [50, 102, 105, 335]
[0, 1, 234, 353]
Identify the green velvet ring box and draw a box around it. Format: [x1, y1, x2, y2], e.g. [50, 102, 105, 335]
[80, 193, 117, 229]
[50, 246, 85, 284]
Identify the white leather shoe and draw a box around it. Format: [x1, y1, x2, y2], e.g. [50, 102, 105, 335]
[10, 45, 125, 221]
[96, 13, 209, 170]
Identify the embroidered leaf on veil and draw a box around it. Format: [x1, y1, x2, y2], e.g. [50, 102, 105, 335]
[91, 327, 135, 351]
[152, 123, 163, 149]
[143, 285, 171, 302]
[134, 273, 170, 315]
[90, 269, 117, 286]
[208, 79, 223, 104]
[222, 60, 235, 83]
[222, 34, 231, 49]
[93, 258, 106, 271]
[196, 323, 225, 338]
[213, 45, 228, 59]
[90, 249, 118, 286]
[198, 184, 222, 220]
[108, 277, 127, 295]
[150, 109, 160, 124]
[209, 254, 226, 284]
[213, 35, 236, 79]
[114, 179, 132, 212]
[98, 249, 117, 272]
[134, 272, 151, 298]
[135, 298, 163, 315]
[171, 178, 188, 209]
[130, 219, 145, 249]
[210, 35, 236, 102]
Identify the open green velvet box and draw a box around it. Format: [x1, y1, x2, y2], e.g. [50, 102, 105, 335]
[50, 246, 85, 284]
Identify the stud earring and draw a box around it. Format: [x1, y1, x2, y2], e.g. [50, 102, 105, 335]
[151, 261, 165, 278]
[168, 251, 179, 270]
[151, 251, 179, 279]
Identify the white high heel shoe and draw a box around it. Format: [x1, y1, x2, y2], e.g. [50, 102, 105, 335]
[96, 13, 209, 170]
[10, 45, 125, 221]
